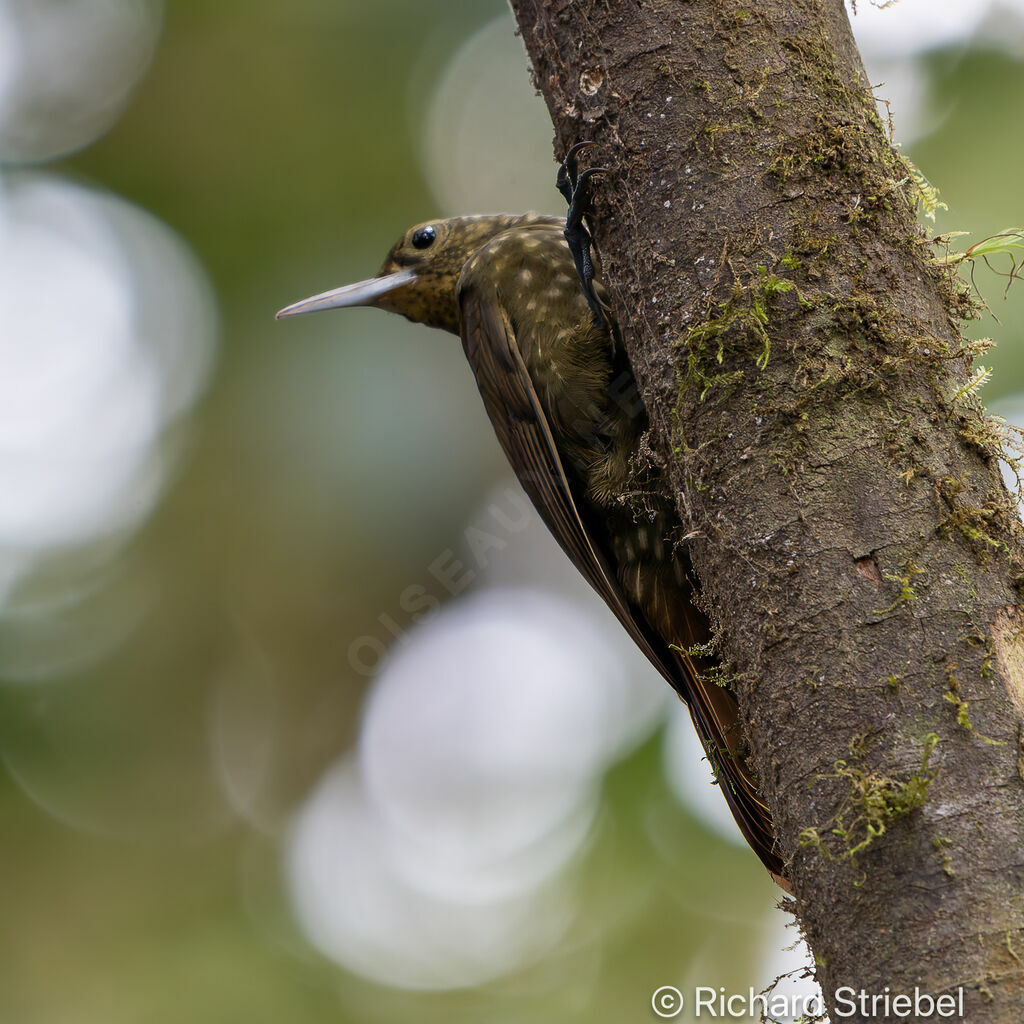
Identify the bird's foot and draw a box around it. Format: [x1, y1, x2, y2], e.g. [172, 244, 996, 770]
[556, 140, 594, 205]
[558, 142, 607, 329]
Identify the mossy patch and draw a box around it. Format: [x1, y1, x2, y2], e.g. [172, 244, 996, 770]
[943, 667, 1004, 744]
[932, 835, 955, 877]
[674, 265, 796, 410]
[873, 561, 924, 617]
[934, 474, 1016, 561]
[799, 733, 939, 866]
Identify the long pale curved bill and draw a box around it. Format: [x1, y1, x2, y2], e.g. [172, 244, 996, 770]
[275, 268, 417, 319]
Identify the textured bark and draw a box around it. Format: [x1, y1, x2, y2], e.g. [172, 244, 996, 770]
[509, 0, 1024, 1019]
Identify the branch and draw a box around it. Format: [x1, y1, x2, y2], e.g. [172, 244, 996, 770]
[509, 0, 1024, 1018]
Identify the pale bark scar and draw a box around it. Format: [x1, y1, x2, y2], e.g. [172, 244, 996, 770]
[992, 606, 1024, 719]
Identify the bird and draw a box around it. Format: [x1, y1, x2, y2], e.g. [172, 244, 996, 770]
[277, 147, 788, 890]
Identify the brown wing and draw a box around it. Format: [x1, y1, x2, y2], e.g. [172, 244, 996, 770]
[457, 275, 787, 889]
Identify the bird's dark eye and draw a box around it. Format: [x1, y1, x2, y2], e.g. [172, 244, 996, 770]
[411, 226, 436, 250]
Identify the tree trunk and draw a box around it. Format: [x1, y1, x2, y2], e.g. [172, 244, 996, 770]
[508, 0, 1024, 1019]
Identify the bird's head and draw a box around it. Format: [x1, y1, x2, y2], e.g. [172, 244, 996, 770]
[277, 213, 559, 335]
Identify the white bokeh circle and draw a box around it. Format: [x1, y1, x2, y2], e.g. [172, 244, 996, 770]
[0, 172, 216, 605]
[0, 0, 163, 163]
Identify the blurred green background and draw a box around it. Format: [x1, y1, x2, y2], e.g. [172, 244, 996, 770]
[1, 1, 1022, 1021]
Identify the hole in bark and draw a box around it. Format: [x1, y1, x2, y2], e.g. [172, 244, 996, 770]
[854, 555, 882, 582]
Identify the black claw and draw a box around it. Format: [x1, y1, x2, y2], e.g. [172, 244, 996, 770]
[556, 141, 597, 206]
[558, 144, 607, 329]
